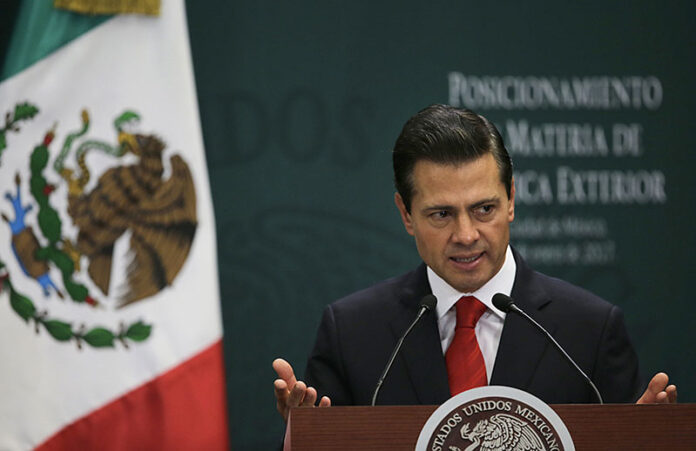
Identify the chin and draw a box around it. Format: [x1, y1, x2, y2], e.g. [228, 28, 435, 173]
[452, 274, 488, 293]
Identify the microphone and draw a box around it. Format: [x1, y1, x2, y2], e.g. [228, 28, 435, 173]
[371, 294, 437, 406]
[492, 293, 604, 404]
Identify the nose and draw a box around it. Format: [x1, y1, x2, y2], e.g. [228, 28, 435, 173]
[451, 215, 479, 245]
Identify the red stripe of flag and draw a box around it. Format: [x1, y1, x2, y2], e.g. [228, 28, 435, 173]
[36, 340, 229, 450]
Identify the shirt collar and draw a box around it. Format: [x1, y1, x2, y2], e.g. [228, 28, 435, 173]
[428, 245, 516, 321]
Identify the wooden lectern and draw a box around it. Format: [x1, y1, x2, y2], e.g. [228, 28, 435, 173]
[285, 404, 696, 450]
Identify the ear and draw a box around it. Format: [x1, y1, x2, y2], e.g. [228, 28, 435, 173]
[507, 177, 516, 223]
[394, 192, 415, 236]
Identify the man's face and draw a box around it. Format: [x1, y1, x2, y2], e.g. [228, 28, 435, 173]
[395, 154, 515, 293]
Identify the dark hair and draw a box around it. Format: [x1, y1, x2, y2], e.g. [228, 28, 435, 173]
[392, 104, 513, 212]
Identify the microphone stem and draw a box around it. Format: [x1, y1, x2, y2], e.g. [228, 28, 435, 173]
[371, 307, 427, 406]
[511, 305, 604, 404]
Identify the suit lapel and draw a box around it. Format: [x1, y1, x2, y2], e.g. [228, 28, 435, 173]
[388, 265, 451, 405]
[490, 250, 557, 390]
[389, 253, 560, 401]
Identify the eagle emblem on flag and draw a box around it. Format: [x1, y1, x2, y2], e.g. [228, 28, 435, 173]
[0, 103, 198, 348]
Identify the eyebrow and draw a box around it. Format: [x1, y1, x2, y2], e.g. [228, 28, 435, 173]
[469, 197, 500, 209]
[422, 204, 453, 212]
[421, 197, 500, 213]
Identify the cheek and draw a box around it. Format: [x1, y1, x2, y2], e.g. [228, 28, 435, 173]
[482, 222, 508, 244]
[417, 228, 449, 252]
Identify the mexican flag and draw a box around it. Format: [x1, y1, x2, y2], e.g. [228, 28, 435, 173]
[0, 1, 229, 449]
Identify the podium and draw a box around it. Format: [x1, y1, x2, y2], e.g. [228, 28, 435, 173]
[285, 404, 696, 450]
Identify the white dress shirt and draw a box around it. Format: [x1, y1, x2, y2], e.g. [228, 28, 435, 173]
[427, 245, 516, 381]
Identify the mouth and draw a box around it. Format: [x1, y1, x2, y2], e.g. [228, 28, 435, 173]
[450, 252, 483, 263]
[449, 252, 484, 266]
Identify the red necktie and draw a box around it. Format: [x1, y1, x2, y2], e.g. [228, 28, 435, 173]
[445, 295, 488, 396]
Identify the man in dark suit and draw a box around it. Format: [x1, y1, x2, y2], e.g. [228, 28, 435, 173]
[273, 104, 677, 422]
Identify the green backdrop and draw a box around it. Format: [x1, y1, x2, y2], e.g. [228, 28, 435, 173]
[1, 1, 692, 450]
[0, 1, 680, 449]
[184, 2, 695, 448]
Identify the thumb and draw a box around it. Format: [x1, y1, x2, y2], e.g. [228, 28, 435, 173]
[273, 358, 297, 386]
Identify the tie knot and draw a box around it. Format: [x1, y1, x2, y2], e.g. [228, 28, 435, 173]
[454, 296, 487, 329]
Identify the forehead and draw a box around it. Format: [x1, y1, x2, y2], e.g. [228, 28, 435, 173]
[410, 155, 504, 205]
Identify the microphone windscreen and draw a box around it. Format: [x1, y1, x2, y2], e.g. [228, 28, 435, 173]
[420, 294, 437, 311]
[493, 293, 514, 313]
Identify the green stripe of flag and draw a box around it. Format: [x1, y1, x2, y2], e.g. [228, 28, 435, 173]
[1, 0, 110, 82]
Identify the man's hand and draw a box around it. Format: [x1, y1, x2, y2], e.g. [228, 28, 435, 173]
[636, 372, 677, 404]
[273, 358, 331, 422]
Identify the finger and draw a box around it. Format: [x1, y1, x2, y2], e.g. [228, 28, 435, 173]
[287, 380, 307, 408]
[274, 379, 289, 399]
[273, 358, 297, 387]
[666, 385, 678, 403]
[318, 396, 332, 408]
[302, 387, 318, 406]
[648, 372, 669, 393]
[273, 379, 290, 420]
[655, 391, 668, 403]
[638, 372, 673, 404]
[645, 372, 669, 401]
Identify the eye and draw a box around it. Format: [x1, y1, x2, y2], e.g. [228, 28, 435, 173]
[475, 204, 494, 216]
[428, 210, 451, 224]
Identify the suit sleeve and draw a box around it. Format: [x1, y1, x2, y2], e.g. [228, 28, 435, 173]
[593, 304, 645, 403]
[304, 304, 354, 405]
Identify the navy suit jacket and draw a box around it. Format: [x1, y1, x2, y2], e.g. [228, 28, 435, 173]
[304, 249, 644, 405]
